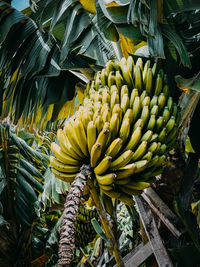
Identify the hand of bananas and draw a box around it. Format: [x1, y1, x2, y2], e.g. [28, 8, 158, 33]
[75, 205, 98, 248]
[50, 56, 179, 206]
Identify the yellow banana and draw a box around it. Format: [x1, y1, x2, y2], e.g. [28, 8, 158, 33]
[115, 70, 124, 91]
[142, 151, 153, 161]
[106, 60, 115, 74]
[110, 112, 120, 140]
[101, 188, 120, 198]
[158, 127, 166, 142]
[154, 74, 163, 95]
[140, 90, 147, 102]
[162, 107, 170, 123]
[51, 142, 80, 165]
[100, 68, 108, 86]
[110, 90, 120, 111]
[145, 68, 153, 95]
[102, 108, 111, 123]
[99, 184, 113, 191]
[73, 118, 88, 156]
[158, 144, 167, 155]
[123, 108, 133, 124]
[155, 116, 164, 132]
[147, 155, 159, 168]
[94, 156, 112, 175]
[150, 105, 159, 116]
[123, 181, 150, 190]
[50, 156, 80, 173]
[167, 97, 173, 112]
[134, 159, 149, 173]
[96, 128, 110, 147]
[127, 55, 134, 74]
[124, 126, 142, 151]
[120, 93, 130, 115]
[158, 93, 166, 111]
[108, 71, 116, 88]
[102, 90, 111, 105]
[143, 60, 150, 83]
[116, 162, 136, 179]
[132, 141, 148, 161]
[148, 142, 158, 154]
[140, 130, 153, 143]
[136, 57, 143, 71]
[132, 96, 141, 122]
[51, 167, 77, 183]
[142, 96, 150, 107]
[105, 138, 123, 158]
[87, 121, 97, 153]
[166, 125, 177, 144]
[150, 133, 158, 142]
[95, 71, 102, 89]
[150, 95, 158, 109]
[147, 115, 156, 131]
[96, 173, 116, 185]
[110, 150, 133, 171]
[121, 85, 129, 100]
[118, 193, 135, 206]
[172, 103, 178, 118]
[102, 192, 114, 216]
[57, 129, 82, 160]
[121, 64, 133, 89]
[112, 103, 122, 122]
[90, 142, 102, 168]
[135, 65, 143, 92]
[130, 88, 139, 108]
[166, 116, 175, 133]
[114, 177, 131, 185]
[119, 118, 130, 143]
[141, 105, 149, 126]
[110, 84, 119, 95]
[94, 115, 104, 134]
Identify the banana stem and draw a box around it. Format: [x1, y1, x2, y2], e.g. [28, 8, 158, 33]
[87, 178, 125, 267]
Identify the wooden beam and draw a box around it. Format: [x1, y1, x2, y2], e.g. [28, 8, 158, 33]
[134, 196, 174, 267]
[141, 187, 185, 238]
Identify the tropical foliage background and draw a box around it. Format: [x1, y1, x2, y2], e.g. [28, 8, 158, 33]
[0, 0, 200, 266]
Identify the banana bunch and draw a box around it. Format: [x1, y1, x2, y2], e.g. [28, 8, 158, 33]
[51, 56, 179, 206]
[75, 205, 98, 248]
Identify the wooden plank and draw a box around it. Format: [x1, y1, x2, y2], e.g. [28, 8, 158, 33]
[141, 187, 185, 238]
[134, 196, 174, 267]
[113, 242, 153, 267]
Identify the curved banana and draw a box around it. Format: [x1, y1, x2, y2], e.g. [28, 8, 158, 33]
[118, 193, 135, 206]
[110, 150, 133, 171]
[94, 156, 112, 175]
[96, 173, 116, 185]
[145, 68, 153, 95]
[132, 96, 141, 122]
[135, 65, 142, 92]
[87, 121, 97, 153]
[110, 112, 120, 140]
[132, 141, 148, 161]
[52, 167, 77, 183]
[121, 93, 130, 115]
[124, 126, 142, 151]
[90, 142, 102, 168]
[119, 118, 130, 143]
[50, 156, 80, 173]
[105, 137, 123, 158]
[116, 162, 136, 179]
[73, 118, 88, 157]
[130, 88, 139, 108]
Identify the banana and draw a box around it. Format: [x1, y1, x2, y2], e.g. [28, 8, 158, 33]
[101, 188, 120, 199]
[121, 64, 133, 89]
[143, 60, 150, 84]
[127, 55, 134, 74]
[132, 96, 141, 122]
[158, 144, 167, 155]
[73, 118, 89, 156]
[105, 138, 123, 158]
[116, 162, 136, 179]
[158, 127, 166, 142]
[93, 109, 101, 123]
[141, 105, 149, 125]
[147, 115, 156, 130]
[120, 57, 127, 68]
[142, 96, 150, 107]
[94, 156, 112, 175]
[154, 74, 163, 95]
[145, 68, 153, 95]
[110, 112, 120, 140]
[119, 186, 143, 196]
[101, 68, 108, 86]
[112, 103, 122, 122]
[90, 142, 102, 168]
[99, 184, 113, 191]
[135, 65, 142, 93]
[121, 93, 130, 114]
[162, 107, 170, 123]
[101, 103, 109, 115]
[111, 85, 119, 95]
[115, 70, 124, 90]
[136, 57, 143, 71]
[140, 130, 153, 143]
[111, 90, 120, 111]
[130, 89, 139, 108]
[95, 115, 104, 134]
[148, 142, 158, 154]
[108, 71, 116, 88]
[102, 192, 114, 216]
[134, 159, 149, 173]
[147, 154, 159, 168]
[57, 129, 82, 160]
[155, 116, 164, 132]
[166, 125, 177, 144]
[123, 108, 133, 124]
[124, 126, 142, 151]
[96, 172, 116, 185]
[106, 60, 115, 73]
[118, 193, 135, 206]
[123, 181, 150, 190]
[102, 108, 111, 123]
[110, 150, 133, 171]
[96, 128, 110, 151]
[64, 121, 85, 158]
[150, 105, 159, 116]
[51, 167, 77, 183]
[102, 90, 111, 105]
[87, 121, 97, 153]
[140, 90, 147, 103]
[166, 116, 175, 133]
[155, 155, 167, 167]
[119, 118, 130, 143]
[132, 141, 148, 161]
[121, 85, 129, 99]
[155, 142, 161, 154]
[142, 151, 153, 161]
[133, 118, 144, 131]
[158, 93, 166, 111]
[50, 156, 80, 173]
[163, 84, 169, 97]
[150, 95, 158, 109]
[167, 97, 173, 112]
[114, 177, 131, 185]
[172, 103, 178, 118]
[82, 110, 92, 130]
[150, 133, 158, 142]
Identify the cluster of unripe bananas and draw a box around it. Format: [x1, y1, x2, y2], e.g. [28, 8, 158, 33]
[74, 206, 98, 248]
[50, 56, 179, 206]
